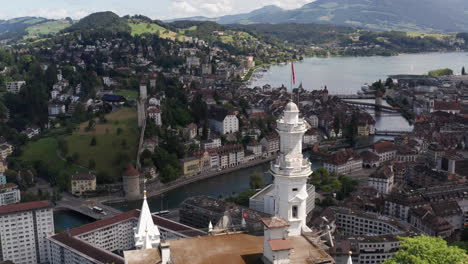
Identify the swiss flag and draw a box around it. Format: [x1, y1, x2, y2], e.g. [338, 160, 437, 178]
[242, 211, 249, 219]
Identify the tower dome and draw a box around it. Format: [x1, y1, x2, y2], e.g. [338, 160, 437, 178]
[285, 102, 299, 112]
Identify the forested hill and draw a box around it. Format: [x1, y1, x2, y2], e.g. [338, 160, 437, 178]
[62, 11, 131, 34]
[172, 0, 468, 33]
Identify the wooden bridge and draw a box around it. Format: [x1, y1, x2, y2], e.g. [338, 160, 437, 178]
[375, 130, 412, 136]
[342, 100, 400, 113]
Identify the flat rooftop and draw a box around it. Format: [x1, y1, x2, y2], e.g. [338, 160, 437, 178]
[167, 233, 333, 264]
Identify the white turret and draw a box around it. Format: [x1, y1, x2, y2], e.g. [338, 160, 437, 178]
[271, 102, 312, 236]
[134, 190, 160, 249]
[347, 251, 353, 264]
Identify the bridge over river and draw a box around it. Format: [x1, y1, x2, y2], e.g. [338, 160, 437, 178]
[342, 100, 400, 113]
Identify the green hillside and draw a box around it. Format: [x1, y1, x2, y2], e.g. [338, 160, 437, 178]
[128, 20, 185, 41]
[25, 20, 73, 39]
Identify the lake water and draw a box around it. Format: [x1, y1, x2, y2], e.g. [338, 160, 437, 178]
[249, 52, 468, 94]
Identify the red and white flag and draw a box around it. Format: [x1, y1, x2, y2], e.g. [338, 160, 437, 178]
[242, 210, 248, 219]
[291, 61, 296, 85]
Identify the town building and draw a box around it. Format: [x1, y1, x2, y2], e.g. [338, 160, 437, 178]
[48, 207, 205, 264]
[0, 183, 21, 206]
[147, 107, 162, 126]
[373, 141, 397, 162]
[260, 134, 280, 157]
[0, 201, 54, 264]
[48, 103, 66, 116]
[180, 157, 200, 176]
[323, 149, 363, 175]
[217, 144, 244, 169]
[0, 142, 13, 160]
[367, 165, 394, 195]
[328, 207, 420, 264]
[6, 81, 26, 94]
[360, 150, 380, 168]
[303, 129, 319, 145]
[71, 173, 97, 196]
[208, 107, 239, 134]
[201, 137, 221, 150]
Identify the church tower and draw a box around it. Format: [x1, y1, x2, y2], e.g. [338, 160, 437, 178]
[134, 189, 160, 249]
[271, 102, 312, 236]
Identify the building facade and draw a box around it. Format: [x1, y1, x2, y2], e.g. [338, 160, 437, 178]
[0, 183, 21, 206]
[71, 173, 96, 196]
[0, 201, 54, 264]
[323, 149, 363, 175]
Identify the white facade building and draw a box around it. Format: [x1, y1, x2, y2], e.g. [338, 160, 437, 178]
[6, 81, 26, 94]
[208, 108, 239, 135]
[367, 165, 394, 195]
[0, 201, 54, 264]
[264, 102, 312, 236]
[0, 183, 21, 206]
[323, 149, 363, 175]
[147, 108, 162, 126]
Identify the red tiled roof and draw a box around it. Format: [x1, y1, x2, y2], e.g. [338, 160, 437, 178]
[374, 141, 395, 154]
[124, 164, 139, 176]
[434, 101, 461, 111]
[269, 239, 293, 251]
[72, 173, 96, 181]
[0, 200, 51, 215]
[326, 149, 362, 165]
[261, 217, 289, 229]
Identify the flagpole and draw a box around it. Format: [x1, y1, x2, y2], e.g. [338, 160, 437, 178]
[290, 61, 293, 102]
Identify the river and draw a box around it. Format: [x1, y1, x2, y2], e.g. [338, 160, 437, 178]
[249, 52, 468, 94]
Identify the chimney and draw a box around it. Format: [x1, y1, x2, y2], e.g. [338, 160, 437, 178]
[160, 242, 171, 264]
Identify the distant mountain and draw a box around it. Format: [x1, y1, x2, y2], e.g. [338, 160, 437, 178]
[172, 0, 468, 32]
[167, 5, 284, 24]
[63, 11, 131, 34]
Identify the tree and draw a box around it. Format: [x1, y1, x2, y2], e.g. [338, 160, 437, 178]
[90, 136, 97, 146]
[116, 127, 123, 135]
[88, 159, 96, 170]
[463, 66, 466, 75]
[383, 236, 467, 264]
[333, 114, 341, 137]
[250, 173, 264, 189]
[160, 165, 179, 183]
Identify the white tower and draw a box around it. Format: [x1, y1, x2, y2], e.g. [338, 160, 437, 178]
[271, 102, 312, 236]
[134, 190, 161, 249]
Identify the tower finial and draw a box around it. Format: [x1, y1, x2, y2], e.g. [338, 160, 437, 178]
[143, 178, 147, 199]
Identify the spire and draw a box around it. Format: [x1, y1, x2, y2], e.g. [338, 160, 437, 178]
[208, 221, 213, 232]
[347, 251, 353, 264]
[134, 181, 160, 249]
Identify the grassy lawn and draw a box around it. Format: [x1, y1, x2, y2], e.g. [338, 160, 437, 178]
[65, 107, 139, 178]
[407, 32, 452, 40]
[115, 89, 139, 100]
[20, 137, 84, 177]
[129, 22, 185, 41]
[25, 20, 72, 39]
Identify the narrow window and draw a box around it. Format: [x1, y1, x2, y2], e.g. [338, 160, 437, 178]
[292, 205, 298, 218]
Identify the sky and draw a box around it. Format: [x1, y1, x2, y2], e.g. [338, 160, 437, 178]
[0, 0, 313, 20]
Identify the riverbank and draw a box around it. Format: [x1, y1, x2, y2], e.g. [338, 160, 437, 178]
[145, 156, 275, 199]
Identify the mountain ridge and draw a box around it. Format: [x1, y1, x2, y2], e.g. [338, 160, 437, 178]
[168, 0, 468, 32]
